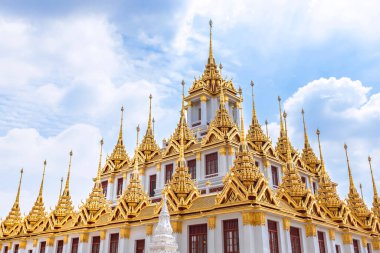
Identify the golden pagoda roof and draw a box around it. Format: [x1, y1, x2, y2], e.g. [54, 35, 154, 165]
[188, 20, 237, 96]
[138, 94, 160, 162]
[76, 139, 111, 225]
[1, 169, 23, 237]
[344, 144, 372, 225]
[246, 81, 275, 162]
[111, 126, 150, 220]
[216, 102, 277, 207]
[301, 109, 320, 174]
[108, 107, 130, 169]
[164, 81, 200, 212]
[23, 161, 47, 233]
[201, 83, 240, 146]
[46, 152, 75, 230]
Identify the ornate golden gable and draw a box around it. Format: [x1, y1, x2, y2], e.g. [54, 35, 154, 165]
[1, 169, 23, 237]
[216, 107, 277, 207]
[76, 140, 111, 226]
[111, 127, 150, 221]
[163, 82, 200, 212]
[201, 85, 240, 146]
[45, 153, 75, 230]
[23, 161, 47, 233]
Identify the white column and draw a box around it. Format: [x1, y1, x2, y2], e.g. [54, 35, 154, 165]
[200, 96, 207, 126]
[78, 234, 89, 253]
[187, 103, 192, 126]
[218, 148, 226, 176]
[207, 217, 216, 253]
[281, 219, 292, 253]
[342, 234, 354, 253]
[100, 230, 108, 253]
[327, 230, 336, 253]
[241, 214, 255, 252]
[107, 177, 114, 201]
[304, 224, 319, 252]
[253, 221, 269, 253]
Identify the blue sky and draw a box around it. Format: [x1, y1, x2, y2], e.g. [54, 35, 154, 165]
[0, 0, 380, 217]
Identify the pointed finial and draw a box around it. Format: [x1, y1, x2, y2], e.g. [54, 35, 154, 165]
[368, 155, 378, 198]
[118, 106, 124, 141]
[219, 63, 223, 76]
[181, 80, 185, 113]
[278, 96, 285, 134]
[64, 150, 73, 191]
[239, 91, 245, 142]
[360, 183, 364, 200]
[209, 19, 214, 62]
[15, 168, 24, 204]
[96, 139, 104, 181]
[59, 177, 64, 196]
[220, 82, 225, 106]
[265, 119, 269, 138]
[283, 111, 293, 163]
[38, 160, 47, 197]
[134, 125, 140, 173]
[283, 111, 288, 134]
[301, 109, 310, 147]
[148, 94, 153, 130]
[316, 129, 326, 173]
[344, 143, 355, 189]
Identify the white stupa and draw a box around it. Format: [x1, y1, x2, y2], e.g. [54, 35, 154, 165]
[149, 196, 179, 253]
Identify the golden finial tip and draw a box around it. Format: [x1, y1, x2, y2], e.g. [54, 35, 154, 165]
[250, 80, 254, 87]
[100, 138, 104, 145]
[219, 63, 223, 70]
[69, 150, 73, 156]
[44, 160, 47, 166]
[21, 168, 24, 174]
[316, 128, 320, 135]
[149, 94, 152, 99]
[369, 156, 372, 162]
[283, 111, 287, 119]
[137, 124, 140, 132]
[121, 106, 124, 112]
[238, 86, 242, 95]
[344, 143, 348, 150]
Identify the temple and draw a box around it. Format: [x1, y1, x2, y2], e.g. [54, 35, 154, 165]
[1, 20, 379, 253]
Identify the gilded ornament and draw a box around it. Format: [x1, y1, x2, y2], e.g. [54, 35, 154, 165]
[208, 216, 216, 230]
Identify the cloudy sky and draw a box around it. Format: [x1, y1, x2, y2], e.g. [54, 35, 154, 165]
[1, 0, 380, 217]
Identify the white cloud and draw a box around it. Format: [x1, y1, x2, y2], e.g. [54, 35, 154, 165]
[0, 124, 102, 218]
[281, 77, 380, 206]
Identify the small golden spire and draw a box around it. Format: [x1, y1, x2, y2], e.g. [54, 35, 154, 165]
[283, 111, 292, 163]
[152, 117, 155, 135]
[148, 94, 153, 130]
[208, 19, 215, 64]
[369, 156, 378, 198]
[119, 106, 124, 141]
[220, 81, 225, 105]
[239, 92, 245, 143]
[134, 125, 140, 173]
[278, 96, 285, 135]
[178, 80, 186, 165]
[96, 139, 104, 182]
[59, 177, 63, 196]
[15, 168, 24, 204]
[360, 183, 364, 200]
[250, 81, 258, 124]
[219, 63, 223, 76]
[344, 143, 355, 189]
[316, 129, 326, 174]
[38, 160, 47, 197]
[64, 151, 73, 191]
[301, 109, 310, 147]
[265, 119, 269, 138]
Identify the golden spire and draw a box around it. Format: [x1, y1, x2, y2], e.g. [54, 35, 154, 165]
[301, 109, 319, 173]
[110, 106, 129, 164]
[63, 151, 72, 194]
[208, 19, 215, 65]
[265, 120, 269, 138]
[278, 96, 285, 135]
[59, 177, 63, 196]
[139, 94, 160, 160]
[76, 138, 110, 225]
[164, 80, 200, 212]
[111, 125, 150, 220]
[344, 143, 371, 221]
[316, 129, 326, 174]
[344, 144, 355, 190]
[246, 81, 270, 152]
[24, 161, 47, 232]
[1, 169, 23, 236]
[368, 156, 380, 217]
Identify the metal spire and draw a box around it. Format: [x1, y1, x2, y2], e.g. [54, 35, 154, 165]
[265, 119, 269, 138]
[38, 160, 47, 197]
[344, 144, 355, 190]
[64, 151, 73, 191]
[301, 109, 310, 147]
[208, 19, 215, 64]
[96, 139, 104, 182]
[278, 96, 285, 136]
[369, 156, 378, 198]
[118, 106, 124, 142]
[250, 81, 258, 124]
[134, 125, 140, 173]
[15, 168, 24, 205]
[59, 177, 63, 196]
[316, 129, 326, 174]
[148, 94, 153, 132]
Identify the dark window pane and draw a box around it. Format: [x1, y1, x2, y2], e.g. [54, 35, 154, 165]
[56, 240, 64, 253]
[149, 174, 157, 197]
[205, 153, 218, 176]
[71, 238, 79, 253]
[135, 240, 145, 253]
[189, 224, 207, 253]
[91, 236, 101, 253]
[271, 166, 279, 187]
[101, 181, 108, 197]
[109, 233, 119, 253]
[290, 227, 302, 253]
[223, 219, 239, 253]
[318, 231, 326, 253]
[117, 178, 123, 197]
[165, 164, 174, 183]
[268, 220, 279, 253]
[353, 239, 360, 253]
[39, 242, 46, 253]
[13, 244, 19, 253]
[188, 159, 196, 179]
